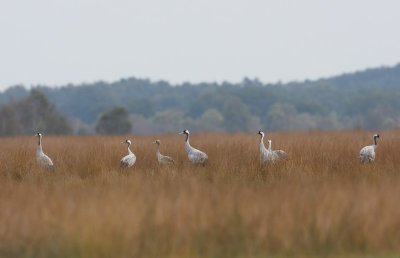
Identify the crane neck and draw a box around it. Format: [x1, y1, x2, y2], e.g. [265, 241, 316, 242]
[36, 145, 43, 154]
[156, 148, 162, 160]
[127, 144, 133, 154]
[268, 141, 272, 151]
[259, 134, 266, 151]
[184, 139, 192, 154]
[374, 137, 378, 146]
[37, 136, 43, 154]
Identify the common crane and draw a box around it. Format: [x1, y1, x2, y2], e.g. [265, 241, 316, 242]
[268, 139, 288, 159]
[360, 134, 380, 163]
[120, 139, 136, 168]
[179, 130, 208, 165]
[258, 131, 279, 163]
[35, 133, 54, 170]
[153, 139, 175, 165]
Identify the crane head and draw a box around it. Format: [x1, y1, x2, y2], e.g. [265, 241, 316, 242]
[122, 139, 132, 145]
[179, 129, 190, 135]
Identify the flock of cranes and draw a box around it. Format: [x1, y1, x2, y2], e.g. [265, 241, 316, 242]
[35, 130, 380, 170]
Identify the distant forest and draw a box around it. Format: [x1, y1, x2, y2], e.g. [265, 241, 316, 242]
[0, 64, 399, 135]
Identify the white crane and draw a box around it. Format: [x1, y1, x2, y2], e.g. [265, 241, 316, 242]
[35, 133, 54, 170]
[153, 139, 175, 165]
[268, 139, 288, 159]
[120, 139, 136, 168]
[179, 129, 208, 165]
[258, 130, 278, 163]
[359, 134, 380, 163]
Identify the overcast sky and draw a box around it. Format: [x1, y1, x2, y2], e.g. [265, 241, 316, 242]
[0, 0, 399, 90]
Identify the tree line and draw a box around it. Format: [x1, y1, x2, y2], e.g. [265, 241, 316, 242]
[0, 64, 399, 135]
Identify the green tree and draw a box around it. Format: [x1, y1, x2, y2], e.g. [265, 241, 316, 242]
[95, 106, 132, 135]
[0, 89, 72, 135]
[151, 110, 195, 134]
[0, 104, 22, 135]
[222, 97, 252, 132]
[198, 108, 224, 132]
[128, 98, 155, 118]
[20, 89, 72, 134]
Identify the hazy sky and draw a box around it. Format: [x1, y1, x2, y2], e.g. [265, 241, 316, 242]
[1, 0, 399, 89]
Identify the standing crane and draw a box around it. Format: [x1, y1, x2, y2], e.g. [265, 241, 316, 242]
[179, 130, 208, 165]
[359, 134, 380, 163]
[153, 139, 175, 165]
[120, 139, 136, 168]
[35, 133, 54, 170]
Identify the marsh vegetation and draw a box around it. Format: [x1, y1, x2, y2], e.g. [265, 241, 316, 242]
[0, 131, 399, 257]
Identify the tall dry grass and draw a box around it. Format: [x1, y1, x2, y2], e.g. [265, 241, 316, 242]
[0, 131, 400, 258]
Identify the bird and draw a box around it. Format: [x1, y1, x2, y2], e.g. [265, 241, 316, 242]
[258, 130, 279, 163]
[268, 139, 288, 159]
[35, 133, 54, 170]
[179, 129, 208, 165]
[153, 139, 175, 165]
[120, 139, 136, 168]
[359, 134, 380, 163]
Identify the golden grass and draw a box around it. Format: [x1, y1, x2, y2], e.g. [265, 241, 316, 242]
[0, 131, 400, 258]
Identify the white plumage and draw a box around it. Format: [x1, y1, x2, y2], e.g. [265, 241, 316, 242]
[35, 133, 54, 170]
[258, 131, 277, 163]
[258, 131, 286, 163]
[120, 139, 136, 168]
[268, 139, 288, 159]
[179, 130, 208, 165]
[359, 134, 380, 163]
[153, 140, 175, 165]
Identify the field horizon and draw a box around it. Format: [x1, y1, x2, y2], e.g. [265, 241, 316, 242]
[0, 130, 399, 258]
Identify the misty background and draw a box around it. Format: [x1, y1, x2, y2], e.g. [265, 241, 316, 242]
[0, 0, 399, 135]
[1, 64, 400, 135]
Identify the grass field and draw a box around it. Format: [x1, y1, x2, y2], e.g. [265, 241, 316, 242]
[0, 131, 400, 258]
